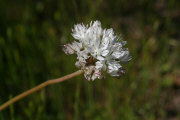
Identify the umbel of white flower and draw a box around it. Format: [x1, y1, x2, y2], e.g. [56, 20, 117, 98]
[62, 20, 132, 80]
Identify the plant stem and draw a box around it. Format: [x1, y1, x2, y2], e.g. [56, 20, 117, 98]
[0, 70, 83, 111]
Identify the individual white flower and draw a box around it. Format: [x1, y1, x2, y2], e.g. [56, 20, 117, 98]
[62, 20, 132, 80]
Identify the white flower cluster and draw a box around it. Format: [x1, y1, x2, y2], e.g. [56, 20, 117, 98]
[62, 20, 132, 80]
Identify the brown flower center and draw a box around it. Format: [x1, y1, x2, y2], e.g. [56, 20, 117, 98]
[85, 55, 96, 66]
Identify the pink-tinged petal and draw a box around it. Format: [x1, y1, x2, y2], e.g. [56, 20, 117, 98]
[91, 69, 104, 80]
[62, 44, 75, 55]
[85, 66, 93, 75]
[84, 73, 91, 81]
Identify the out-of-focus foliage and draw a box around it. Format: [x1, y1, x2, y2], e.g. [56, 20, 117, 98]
[0, 0, 180, 119]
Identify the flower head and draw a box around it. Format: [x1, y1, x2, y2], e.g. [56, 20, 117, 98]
[62, 20, 132, 80]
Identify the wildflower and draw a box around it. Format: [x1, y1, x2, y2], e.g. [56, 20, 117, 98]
[62, 20, 132, 80]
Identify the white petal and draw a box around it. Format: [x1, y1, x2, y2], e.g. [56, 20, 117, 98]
[97, 55, 104, 61]
[72, 41, 82, 51]
[85, 45, 94, 53]
[120, 52, 132, 62]
[75, 61, 81, 68]
[101, 50, 109, 56]
[95, 61, 103, 69]
[109, 71, 119, 76]
[101, 37, 109, 50]
[107, 62, 121, 74]
[112, 51, 125, 59]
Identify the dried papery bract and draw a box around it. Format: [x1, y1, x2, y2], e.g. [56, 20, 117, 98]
[62, 20, 132, 80]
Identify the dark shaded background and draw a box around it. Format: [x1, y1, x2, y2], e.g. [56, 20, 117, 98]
[0, 0, 180, 119]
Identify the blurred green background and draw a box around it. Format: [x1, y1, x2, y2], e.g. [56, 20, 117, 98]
[0, 0, 180, 119]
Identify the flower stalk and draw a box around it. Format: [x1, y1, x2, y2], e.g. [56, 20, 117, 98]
[0, 70, 83, 111]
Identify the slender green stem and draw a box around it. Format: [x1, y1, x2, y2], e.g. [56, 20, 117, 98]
[0, 70, 83, 111]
